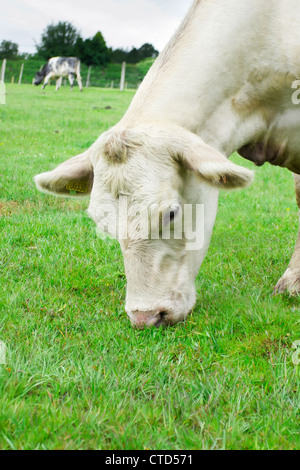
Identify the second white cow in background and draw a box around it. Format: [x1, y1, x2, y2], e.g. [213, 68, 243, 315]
[33, 57, 83, 91]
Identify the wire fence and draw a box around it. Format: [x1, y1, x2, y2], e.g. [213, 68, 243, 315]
[1, 59, 143, 90]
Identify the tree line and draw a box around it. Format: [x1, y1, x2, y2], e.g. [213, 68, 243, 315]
[0, 21, 159, 66]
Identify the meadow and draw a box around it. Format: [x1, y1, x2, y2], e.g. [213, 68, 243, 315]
[0, 84, 299, 450]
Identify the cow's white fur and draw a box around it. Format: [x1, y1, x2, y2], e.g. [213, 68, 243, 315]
[35, 0, 300, 326]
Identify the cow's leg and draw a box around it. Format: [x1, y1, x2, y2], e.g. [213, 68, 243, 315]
[68, 73, 75, 90]
[55, 77, 62, 91]
[76, 72, 83, 92]
[275, 174, 300, 295]
[41, 73, 52, 90]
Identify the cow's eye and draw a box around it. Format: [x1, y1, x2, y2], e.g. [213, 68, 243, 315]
[165, 205, 180, 225]
[169, 211, 175, 222]
[160, 204, 181, 231]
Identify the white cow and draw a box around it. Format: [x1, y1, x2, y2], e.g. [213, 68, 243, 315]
[34, 57, 83, 91]
[35, 0, 300, 327]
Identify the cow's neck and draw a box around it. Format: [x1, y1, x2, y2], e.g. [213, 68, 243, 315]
[122, 0, 297, 158]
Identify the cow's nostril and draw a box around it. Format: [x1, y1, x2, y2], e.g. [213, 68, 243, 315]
[154, 311, 168, 327]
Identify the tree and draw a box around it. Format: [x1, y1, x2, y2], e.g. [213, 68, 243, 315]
[111, 43, 159, 64]
[91, 32, 111, 65]
[72, 37, 85, 61]
[111, 48, 129, 64]
[35, 22, 80, 59]
[138, 43, 159, 61]
[137, 57, 156, 78]
[74, 32, 111, 66]
[0, 40, 19, 60]
[127, 47, 140, 64]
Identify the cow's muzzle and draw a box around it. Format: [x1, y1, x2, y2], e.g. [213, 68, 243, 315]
[129, 310, 169, 329]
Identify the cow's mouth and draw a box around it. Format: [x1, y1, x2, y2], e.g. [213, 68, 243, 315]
[129, 309, 172, 329]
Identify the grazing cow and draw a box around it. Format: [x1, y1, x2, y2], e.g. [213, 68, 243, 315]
[34, 57, 83, 91]
[35, 0, 300, 328]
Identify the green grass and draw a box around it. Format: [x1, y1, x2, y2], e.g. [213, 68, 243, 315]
[0, 84, 300, 450]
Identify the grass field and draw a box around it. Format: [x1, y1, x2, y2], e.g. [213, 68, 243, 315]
[0, 84, 300, 450]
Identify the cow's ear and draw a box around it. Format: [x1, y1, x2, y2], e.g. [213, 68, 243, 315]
[34, 152, 93, 197]
[170, 130, 254, 189]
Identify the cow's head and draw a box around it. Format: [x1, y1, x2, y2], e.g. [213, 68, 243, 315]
[33, 71, 44, 86]
[34, 71, 45, 86]
[35, 124, 253, 328]
[33, 65, 47, 86]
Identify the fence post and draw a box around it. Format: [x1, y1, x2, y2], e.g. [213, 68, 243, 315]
[18, 63, 24, 85]
[86, 66, 91, 88]
[0, 82, 5, 104]
[0, 59, 6, 84]
[120, 61, 126, 91]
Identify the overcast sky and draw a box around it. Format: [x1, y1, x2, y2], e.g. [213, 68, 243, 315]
[1, 0, 193, 55]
